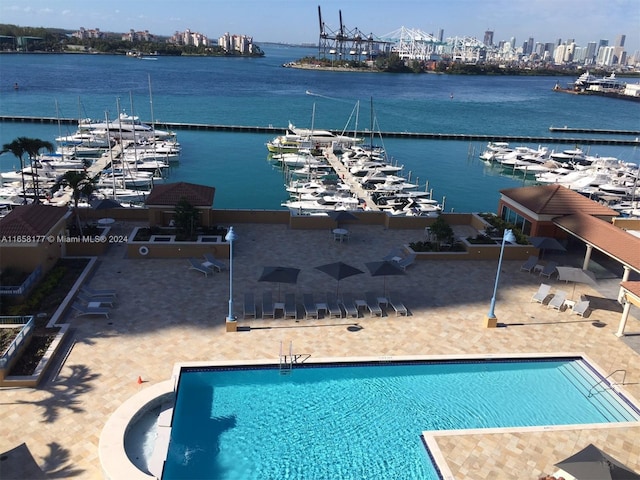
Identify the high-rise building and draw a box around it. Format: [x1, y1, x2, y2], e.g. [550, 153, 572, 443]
[527, 37, 534, 55]
[585, 42, 597, 64]
[483, 30, 494, 46]
[615, 34, 625, 47]
[438, 29, 444, 42]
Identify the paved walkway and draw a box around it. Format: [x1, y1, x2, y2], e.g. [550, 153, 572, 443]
[1, 222, 639, 479]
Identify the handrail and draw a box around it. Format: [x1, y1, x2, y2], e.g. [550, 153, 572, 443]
[588, 369, 627, 398]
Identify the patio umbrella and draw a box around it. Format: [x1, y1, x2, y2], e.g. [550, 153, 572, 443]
[528, 236, 566, 259]
[258, 266, 300, 301]
[365, 260, 405, 297]
[554, 443, 640, 480]
[315, 261, 364, 295]
[328, 210, 359, 228]
[556, 266, 597, 300]
[90, 198, 123, 210]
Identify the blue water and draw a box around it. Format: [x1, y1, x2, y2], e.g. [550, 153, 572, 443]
[163, 359, 638, 480]
[1, 45, 639, 212]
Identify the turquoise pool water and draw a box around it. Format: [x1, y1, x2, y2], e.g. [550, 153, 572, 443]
[162, 358, 639, 479]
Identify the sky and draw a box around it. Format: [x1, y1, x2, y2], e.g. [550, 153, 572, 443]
[2, 0, 639, 53]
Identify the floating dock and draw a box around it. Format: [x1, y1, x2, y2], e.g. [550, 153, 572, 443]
[2, 115, 639, 146]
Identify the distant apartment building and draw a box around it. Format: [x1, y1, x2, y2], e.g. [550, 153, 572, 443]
[218, 33, 256, 54]
[72, 27, 104, 40]
[122, 29, 154, 42]
[483, 30, 493, 46]
[169, 29, 209, 47]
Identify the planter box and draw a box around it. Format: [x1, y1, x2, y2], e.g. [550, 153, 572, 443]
[128, 227, 230, 259]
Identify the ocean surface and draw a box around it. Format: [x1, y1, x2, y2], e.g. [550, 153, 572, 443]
[1, 45, 639, 212]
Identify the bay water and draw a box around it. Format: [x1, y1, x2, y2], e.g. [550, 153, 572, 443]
[1, 45, 638, 212]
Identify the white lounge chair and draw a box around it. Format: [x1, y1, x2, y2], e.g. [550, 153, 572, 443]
[571, 300, 590, 317]
[530, 283, 552, 304]
[71, 301, 110, 318]
[340, 292, 359, 318]
[188, 257, 212, 276]
[243, 292, 256, 319]
[81, 286, 117, 298]
[539, 261, 558, 278]
[396, 253, 416, 271]
[547, 290, 567, 311]
[365, 291, 383, 317]
[203, 253, 225, 272]
[77, 293, 115, 307]
[303, 293, 318, 319]
[284, 293, 297, 319]
[262, 291, 274, 319]
[520, 255, 538, 273]
[388, 291, 408, 316]
[326, 292, 343, 318]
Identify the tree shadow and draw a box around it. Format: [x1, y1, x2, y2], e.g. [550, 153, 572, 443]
[17, 364, 100, 423]
[41, 442, 84, 478]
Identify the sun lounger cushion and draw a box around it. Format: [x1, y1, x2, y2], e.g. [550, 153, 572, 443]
[262, 292, 274, 319]
[388, 291, 408, 316]
[303, 293, 318, 319]
[365, 291, 383, 317]
[531, 283, 552, 304]
[340, 292, 359, 318]
[243, 292, 256, 319]
[284, 293, 297, 319]
[326, 292, 343, 318]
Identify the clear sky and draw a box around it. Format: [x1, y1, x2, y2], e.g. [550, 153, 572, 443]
[2, 0, 639, 52]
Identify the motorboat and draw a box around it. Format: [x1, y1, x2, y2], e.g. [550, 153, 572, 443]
[77, 113, 174, 141]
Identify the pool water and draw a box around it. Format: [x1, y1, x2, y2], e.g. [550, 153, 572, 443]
[162, 359, 639, 479]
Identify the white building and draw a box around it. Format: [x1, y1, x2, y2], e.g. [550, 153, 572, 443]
[218, 33, 255, 54]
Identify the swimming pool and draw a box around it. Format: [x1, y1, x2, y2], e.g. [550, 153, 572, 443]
[160, 357, 639, 479]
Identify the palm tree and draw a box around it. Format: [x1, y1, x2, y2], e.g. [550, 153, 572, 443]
[61, 171, 97, 236]
[61, 170, 97, 208]
[1, 137, 54, 204]
[22, 137, 54, 203]
[1, 139, 28, 203]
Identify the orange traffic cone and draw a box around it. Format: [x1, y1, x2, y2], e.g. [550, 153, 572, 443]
[137, 376, 143, 385]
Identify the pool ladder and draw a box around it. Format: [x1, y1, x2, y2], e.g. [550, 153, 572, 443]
[588, 369, 627, 397]
[279, 341, 294, 375]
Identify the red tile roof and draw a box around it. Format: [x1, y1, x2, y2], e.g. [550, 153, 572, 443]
[0, 204, 69, 237]
[554, 213, 640, 272]
[620, 281, 640, 301]
[500, 185, 619, 217]
[145, 182, 215, 207]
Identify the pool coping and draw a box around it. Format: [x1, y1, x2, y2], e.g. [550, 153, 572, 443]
[98, 352, 640, 480]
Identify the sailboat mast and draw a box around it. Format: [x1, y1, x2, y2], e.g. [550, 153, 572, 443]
[105, 111, 117, 198]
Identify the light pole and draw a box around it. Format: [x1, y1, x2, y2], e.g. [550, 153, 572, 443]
[485, 229, 516, 327]
[225, 226, 236, 328]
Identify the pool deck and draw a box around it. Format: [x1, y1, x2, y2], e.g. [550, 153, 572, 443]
[1, 221, 639, 479]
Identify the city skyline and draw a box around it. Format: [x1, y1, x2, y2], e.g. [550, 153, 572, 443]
[1, 0, 639, 53]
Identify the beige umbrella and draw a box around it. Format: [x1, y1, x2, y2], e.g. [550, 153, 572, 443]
[556, 266, 597, 300]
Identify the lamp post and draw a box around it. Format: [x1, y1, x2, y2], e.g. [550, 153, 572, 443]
[225, 226, 236, 330]
[485, 229, 516, 327]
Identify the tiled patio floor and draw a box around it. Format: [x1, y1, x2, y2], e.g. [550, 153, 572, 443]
[1, 222, 639, 479]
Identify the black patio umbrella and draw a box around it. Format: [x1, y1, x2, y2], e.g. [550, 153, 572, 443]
[555, 443, 640, 480]
[90, 198, 123, 210]
[315, 261, 364, 295]
[365, 260, 406, 297]
[528, 236, 566, 259]
[328, 210, 359, 228]
[258, 266, 301, 301]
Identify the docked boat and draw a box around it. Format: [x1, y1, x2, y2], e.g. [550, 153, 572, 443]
[266, 122, 363, 154]
[77, 113, 174, 141]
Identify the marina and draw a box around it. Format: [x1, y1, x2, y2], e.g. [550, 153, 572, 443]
[2, 115, 640, 146]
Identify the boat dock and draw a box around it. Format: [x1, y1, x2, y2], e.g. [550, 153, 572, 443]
[549, 126, 640, 136]
[2, 116, 639, 146]
[322, 149, 380, 211]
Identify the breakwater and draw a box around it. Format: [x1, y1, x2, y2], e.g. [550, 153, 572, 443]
[2, 115, 639, 146]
